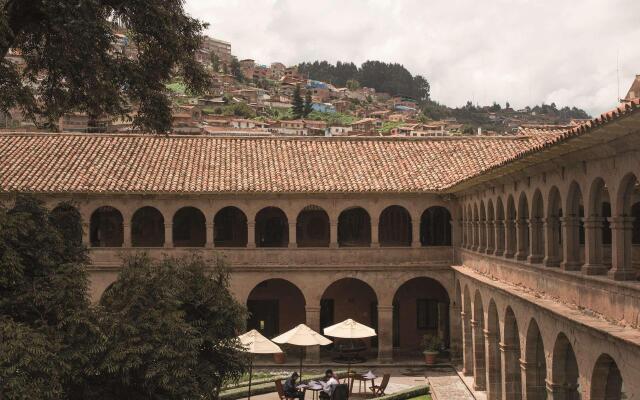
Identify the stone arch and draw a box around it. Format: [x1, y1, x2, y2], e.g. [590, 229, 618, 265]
[172, 206, 206, 247]
[611, 172, 640, 280]
[472, 290, 487, 390]
[505, 195, 517, 258]
[473, 203, 479, 250]
[486, 299, 502, 400]
[584, 177, 612, 275]
[392, 277, 450, 352]
[551, 333, 579, 400]
[479, 200, 487, 252]
[503, 306, 522, 400]
[338, 206, 371, 247]
[466, 204, 473, 249]
[486, 199, 496, 254]
[529, 189, 544, 263]
[379, 205, 412, 247]
[590, 353, 624, 400]
[495, 197, 506, 256]
[564, 181, 585, 270]
[255, 207, 288, 247]
[462, 285, 474, 375]
[90, 206, 124, 247]
[516, 192, 530, 261]
[50, 203, 83, 246]
[321, 278, 378, 349]
[296, 205, 330, 247]
[214, 206, 248, 247]
[421, 206, 452, 246]
[524, 319, 547, 400]
[246, 278, 305, 337]
[131, 206, 164, 247]
[546, 186, 563, 267]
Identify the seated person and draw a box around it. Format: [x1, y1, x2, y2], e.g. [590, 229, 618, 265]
[319, 369, 339, 399]
[284, 372, 305, 400]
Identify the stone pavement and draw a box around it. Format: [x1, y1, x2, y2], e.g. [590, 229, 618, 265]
[427, 371, 475, 400]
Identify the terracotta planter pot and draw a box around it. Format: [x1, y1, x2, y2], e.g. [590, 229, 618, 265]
[424, 351, 438, 365]
[273, 352, 286, 364]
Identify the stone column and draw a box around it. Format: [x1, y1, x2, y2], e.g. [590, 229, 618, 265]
[462, 221, 469, 248]
[520, 359, 530, 400]
[377, 305, 394, 363]
[288, 222, 297, 248]
[484, 329, 501, 400]
[494, 220, 505, 256]
[608, 216, 636, 281]
[545, 380, 565, 400]
[330, 219, 338, 248]
[504, 220, 515, 258]
[411, 217, 421, 248]
[543, 217, 560, 267]
[486, 221, 495, 254]
[471, 221, 479, 251]
[123, 222, 132, 247]
[527, 218, 544, 264]
[450, 304, 462, 362]
[371, 218, 379, 248]
[461, 311, 473, 375]
[479, 221, 487, 253]
[247, 222, 256, 248]
[82, 222, 90, 246]
[305, 306, 321, 363]
[206, 221, 214, 249]
[560, 216, 581, 271]
[582, 217, 606, 275]
[164, 223, 173, 248]
[471, 319, 486, 390]
[500, 343, 521, 400]
[515, 219, 528, 261]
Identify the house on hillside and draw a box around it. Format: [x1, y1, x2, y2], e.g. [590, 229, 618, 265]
[351, 118, 377, 133]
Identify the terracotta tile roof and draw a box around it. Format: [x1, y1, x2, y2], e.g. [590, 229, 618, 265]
[0, 100, 637, 195]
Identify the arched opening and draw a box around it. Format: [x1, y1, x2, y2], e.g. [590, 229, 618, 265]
[473, 203, 479, 250]
[479, 201, 487, 252]
[525, 319, 547, 400]
[486, 300, 502, 400]
[321, 278, 378, 354]
[462, 285, 473, 375]
[296, 205, 329, 247]
[421, 206, 452, 246]
[591, 354, 624, 400]
[529, 190, 544, 263]
[131, 206, 164, 247]
[247, 279, 305, 338]
[506, 195, 517, 258]
[255, 207, 288, 247]
[564, 182, 585, 270]
[495, 197, 505, 256]
[466, 204, 473, 249]
[516, 193, 530, 261]
[214, 206, 248, 247]
[472, 290, 486, 390]
[173, 207, 206, 247]
[584, 178, 612, 274]
[551, 333, 579, 400]
[504, 307, 522, 400]
[50, 203, 83, 246]
[486, 200, 496, 254]
[379, 205, 412, 246]
[546, 187, 563, 267]
[392, 277, 450, 357]
[90, 206, 124, 247]
[613, 173, 640, 280]
[338, 207, 371, 247]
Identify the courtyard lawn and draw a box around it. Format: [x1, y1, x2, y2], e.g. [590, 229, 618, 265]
[407, 396, 432, 400]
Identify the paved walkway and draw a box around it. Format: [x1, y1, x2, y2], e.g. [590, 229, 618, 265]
[427, 372, 474, 400]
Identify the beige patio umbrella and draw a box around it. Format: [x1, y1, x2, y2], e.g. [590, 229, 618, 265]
[238, 329, 283, 400]
[272, 324, 332, 379]
[323, 319, 377, 373]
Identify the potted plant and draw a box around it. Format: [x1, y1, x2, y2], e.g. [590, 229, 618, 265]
[421, 334, 442, 365]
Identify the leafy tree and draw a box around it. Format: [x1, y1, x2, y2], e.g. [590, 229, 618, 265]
[93, 253, 247, 400]
[0, 196, 99, 399]
[346, 79, 360, 91]
[292, 85, 304, 119]
[303, 90, 313, 117]
[0, 0, 211, 133]
[211, 53, 221, 72]
[224, 102, 256, 119]
[230, 57, 244, 82]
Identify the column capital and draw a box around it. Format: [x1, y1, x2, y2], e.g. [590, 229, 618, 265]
[470, 319, 480, 327]
[305, 306, 321, 313]
[608, 216, 634, 229]
[526, 218, 543, 226]
[483, 329, 498, 339]
[559, 216, 580, 227]
[499, 342, 519, 353]
[378, 305, 394, 312]
[494, 220, 504, 227]
[582, 216, 604, 228]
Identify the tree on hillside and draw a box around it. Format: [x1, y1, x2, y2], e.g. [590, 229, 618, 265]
[230, 57, 244, 82]
[0, 196, 99, 399]
[292, 85, 304, 119]
[0, 0, 211, 133]
[92, 254, 247, 400]
[303, 90, 313, 117]
[211, 53, 221, 73]
[346, 79, 360, 91]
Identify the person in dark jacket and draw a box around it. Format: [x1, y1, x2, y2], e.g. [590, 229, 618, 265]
[284, 372, 305, 400]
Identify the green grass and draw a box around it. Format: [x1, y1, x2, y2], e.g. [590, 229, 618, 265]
[166, 81, 187, 95]
[407, 395, 431, 400]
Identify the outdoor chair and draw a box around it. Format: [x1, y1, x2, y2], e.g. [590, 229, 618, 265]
[275, 379, 299, 400]
[369, 374, 390, 397]
[332, 384, 350, 400]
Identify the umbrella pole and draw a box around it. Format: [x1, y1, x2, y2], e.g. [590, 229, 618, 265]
[299, 347, 303, 381]
[248, 356, 253, 400]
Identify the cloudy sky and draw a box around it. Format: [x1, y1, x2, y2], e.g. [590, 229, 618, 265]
[185, 0, 640, 116]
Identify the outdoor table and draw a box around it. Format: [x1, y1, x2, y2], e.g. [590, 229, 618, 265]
[359, 372, 376, 394]
[303, 381, 324, 400]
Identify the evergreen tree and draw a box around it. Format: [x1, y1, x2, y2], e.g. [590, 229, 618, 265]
[292, 85, 304, 119]
[303, 91, 313, 117]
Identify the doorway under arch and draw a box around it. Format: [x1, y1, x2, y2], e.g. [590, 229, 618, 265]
[246, 278, 305, 338]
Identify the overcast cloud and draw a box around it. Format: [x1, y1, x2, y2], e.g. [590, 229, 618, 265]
[185, 0, 640, 116]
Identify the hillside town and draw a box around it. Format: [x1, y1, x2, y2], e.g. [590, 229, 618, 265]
[1, 31, 638, 137]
